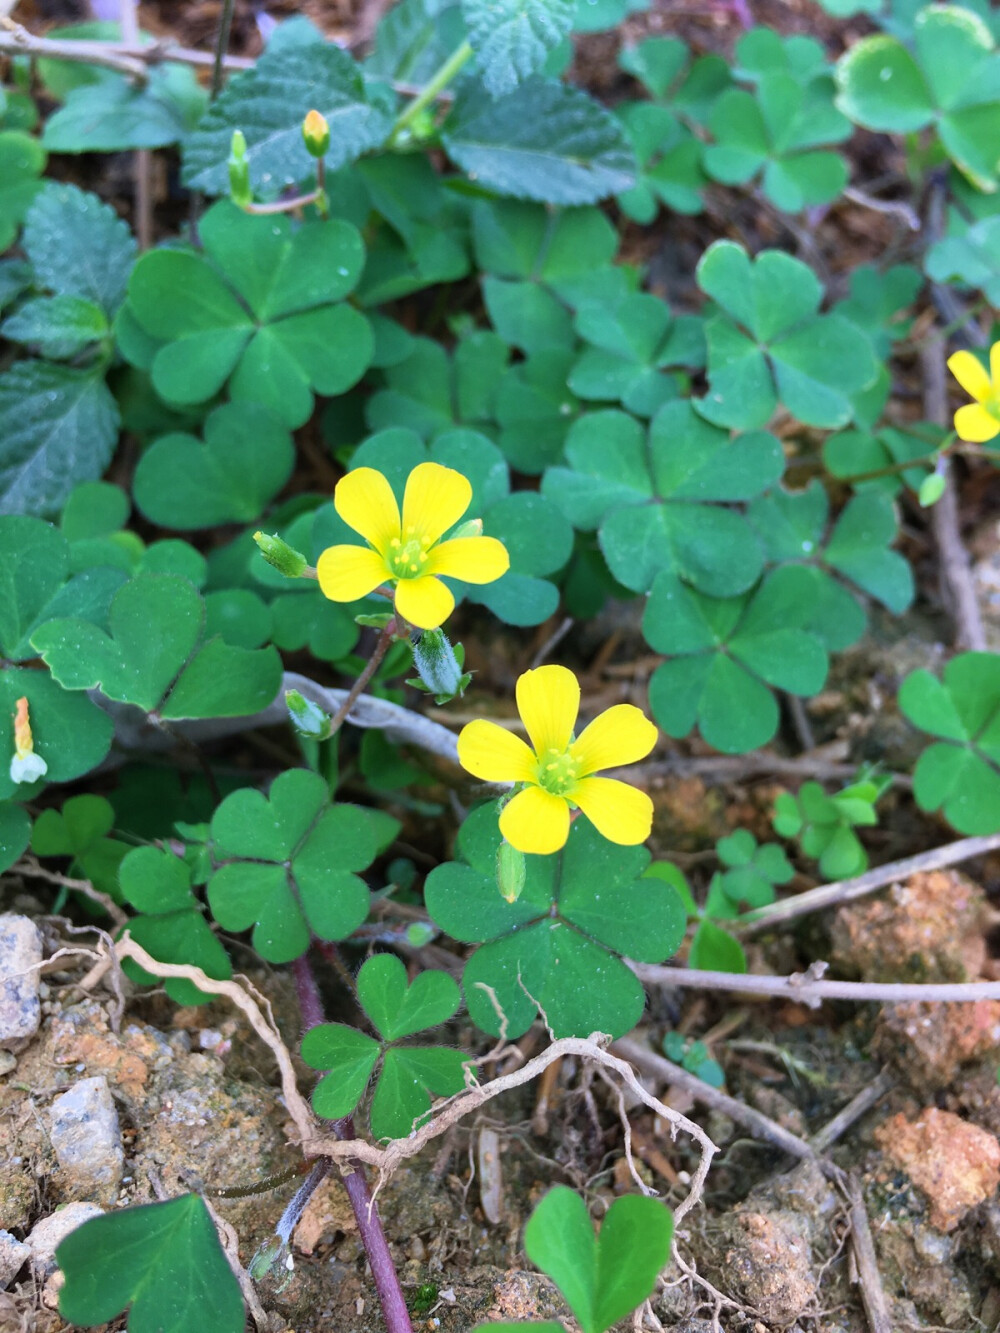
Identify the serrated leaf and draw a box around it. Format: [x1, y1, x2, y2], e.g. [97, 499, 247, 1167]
[182, 43, 392, 196]
[22, 182, 136, 316]
[43, 64, 207, 152]
[1, 296, 108, 360]
[0, 362, 119, 518]
[442, 80, 636, 205]
[57, 1195, 244, 1333]
[0, 131, 46, 251]
[463, 0, 575, 97]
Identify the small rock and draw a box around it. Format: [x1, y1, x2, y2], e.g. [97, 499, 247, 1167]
[47, 1075, 124, 1201]
[720, 1210, 817, 1324]
[831, 870, 985, 983]
[0, 1051, 16, 1076]
[26, 1203, 104, 1276]
[0, 914, 43, 1048]
[874, 1108, 1000, 1231]
[0, 1231, 30, 1289]
[874, 999, 1000, 1088]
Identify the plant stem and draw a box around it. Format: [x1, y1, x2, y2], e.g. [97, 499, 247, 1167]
[388, 39, 474, 144]
[327, 622, 396, 739]
[292, 954, 414, 1333]
[210, 0, 236, 99]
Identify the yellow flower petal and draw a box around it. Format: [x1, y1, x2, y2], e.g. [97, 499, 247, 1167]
[427, 536, 510, 584]
[516, 665, 579, 758]
[948, 350, 992, 404]
[457, 720, 537, 783]
[572, 704, 658, 777]
[335, 468, 401, 556]
[954, 402, 1000, 443]
[394, 574, 454, 630]
[572, 777, 653, 846]
[316, 545, 388, 603]
[991, 340, 1000, 388]
[401, 462, 471, 545]
[500, 785, 570, 855]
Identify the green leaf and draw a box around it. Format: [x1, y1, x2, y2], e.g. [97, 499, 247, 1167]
[125, 203, 372, 429]
[425, 808, 685, 1039]
[0, 664, 113, 801]
[57, 1194, 244, 1333]
[208, 770, 377, 963]
[495, 349, 580, 473]
[442, 80, 636, 205]
[570, 292, 704, 414]
[182, 42, 391, 196]
[463, 0, 575, 96]
[688, 919, 747, 972]
[1, 296, 108, 360]
[370, 1045, 468, 1140]
[695, 241, 878, 429]
[523, 1188, 673, 1333]
[0, 361, 119, 518]
[0, 131, 46, 251]
[835, 35, 933, 132]
[643, 567, 829, 753]
[357, 953, 461, 1040]
[302, 1024, 381, 1119]
[0, 801, 30, 874]
[21, 182, 136, 316]
[367, 0, 468, 85]
[133, 403, 294, 529]
[823, 492, 914, 612]
[900, 653, 1000, 834]
[43, 64, 207, 152]
[32, 573, 281, 719]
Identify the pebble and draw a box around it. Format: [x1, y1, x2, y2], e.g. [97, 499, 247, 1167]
[0, 914, 42, 1048]
[47, 1076, 125, 1200]
[0, 1230, 30, 1289]
[26, 1203, 104, 1276]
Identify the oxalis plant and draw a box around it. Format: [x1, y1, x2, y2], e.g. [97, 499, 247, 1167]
[4, 0, 1000, 1327]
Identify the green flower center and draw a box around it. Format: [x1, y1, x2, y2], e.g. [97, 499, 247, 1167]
[387, 530, 432, 579]
[536, 747, 580, 797]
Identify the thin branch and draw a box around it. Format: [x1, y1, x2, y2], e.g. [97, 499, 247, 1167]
[738, 831, 1000, 933]
[633, 958, 1000, 1008]
[0, 17, 251, 77]
[846, 1174, 894, 1333]
[15, 856, 127, 929]
[810, 1070, 894, 1154]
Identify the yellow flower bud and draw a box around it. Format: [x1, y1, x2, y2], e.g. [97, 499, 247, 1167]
[302, 109, 330, 159]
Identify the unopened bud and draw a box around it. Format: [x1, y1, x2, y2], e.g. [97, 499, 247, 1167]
[285, 690, 332, 740]
[302, 109, 330, 158]
[410, 628, 468, 701]
[496, 840, 526, 903]
[228, 129, 252, 208]
[450, 518, 483, 540]
[253, 531, 307, 579]
[405, 922, 437, 947]
[918, 472, 946, 507]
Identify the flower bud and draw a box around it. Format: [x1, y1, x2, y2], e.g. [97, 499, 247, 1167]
[253, 531, 307, 579]
[10, 695, 47, 785]
[496, 840, 526, 903]
[228, 129, 252, 208]
[302, 109, 330, 158]
[919, 472, 946, 508]
[450, 518, 483, 540]
[285, 690, 332, 740]
[410, 628, 468, 701]
[405, 922, 437, 947]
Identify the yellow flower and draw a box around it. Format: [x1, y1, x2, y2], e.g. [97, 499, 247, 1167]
[948, 344, 1000, 442]
[316, 462, 510, 631]
[457, 665, 658, 855]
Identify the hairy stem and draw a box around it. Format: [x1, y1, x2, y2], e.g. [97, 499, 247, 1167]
[291, 955, 414, 1333]
[388, 39, 473, 143]
[327, 622, 396, 739]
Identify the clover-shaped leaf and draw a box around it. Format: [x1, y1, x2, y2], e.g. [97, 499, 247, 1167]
[644, 566, 830, 753]
[123, 202, 372, 428]
[704, 72, 850, 213]
[495, 349, 581, 473]
[133, 403, 295, 530]
[366, 335, 508, 439]
[619, 36, 731, 120]
[32, 794, 128, 898]
[463, 0, 575, 97]
[302, 953, 467, 1139]
[0, 665, 113, 801]
[696, 240, 879, 429]
[57, 1195, 244, 1333]
[615, 103, 706, 222]
[472, 199, 620, 304]
[569, 292, 705, 415]
[424, 805, 686, 1039]
[207, 769, 384, 963]
[183, 37, 391, 195]
[119, 846, 232, 1005]
[543, 400, 782, 595]
[0, 131, 46, 251]
[822, 425, 933, 497]
[32, 573, 282, 720]
[900, 653, 1000, 834]
[773, 779, 880, 878]
[714, 829, 794, 911]
[836, 5, 1000, 191]
[519, 1187, 673, 1333]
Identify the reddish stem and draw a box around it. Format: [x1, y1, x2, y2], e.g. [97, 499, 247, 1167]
[291, 955, 415, 1333]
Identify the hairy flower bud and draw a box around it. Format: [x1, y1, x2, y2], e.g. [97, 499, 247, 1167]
[285, 690, 332, 740]
[253, 531, 307, 579]
[410, 628, 468, 701]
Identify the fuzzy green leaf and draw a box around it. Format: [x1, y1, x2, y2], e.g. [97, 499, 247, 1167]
[463, 0, 575, 96]
[21, 182, 136, 315]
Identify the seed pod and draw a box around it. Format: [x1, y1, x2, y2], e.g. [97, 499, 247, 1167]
[496, 839, 526, 903]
